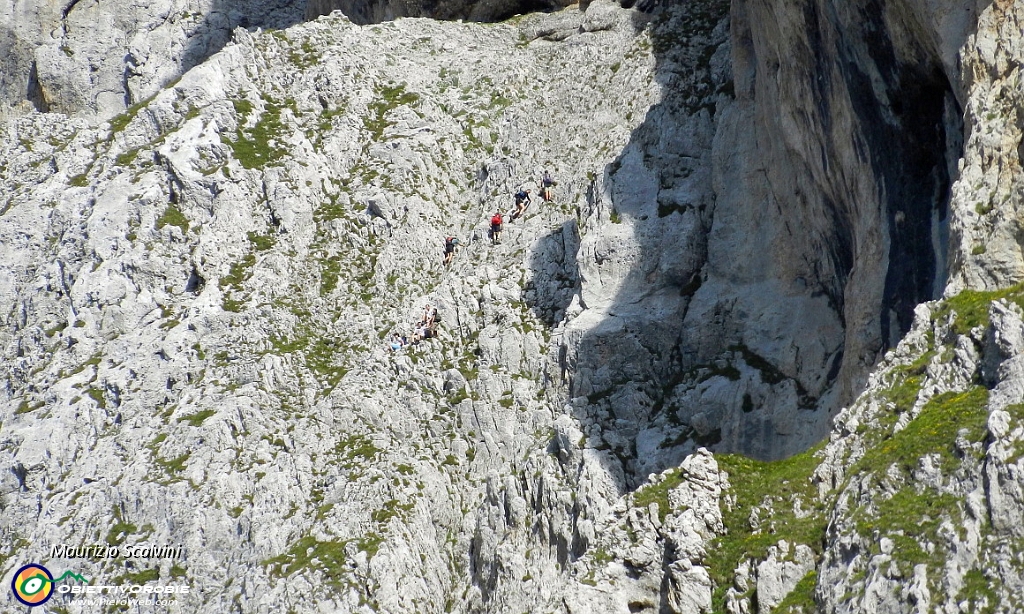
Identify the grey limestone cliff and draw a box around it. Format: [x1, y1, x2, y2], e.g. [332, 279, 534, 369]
[1, 0, 1023, 613]
[0, 0, 307, 122]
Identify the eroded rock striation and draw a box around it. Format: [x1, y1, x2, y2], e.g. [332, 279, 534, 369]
[1, 0, 1023, 613]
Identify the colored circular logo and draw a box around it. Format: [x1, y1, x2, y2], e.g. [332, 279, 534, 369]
[11, 564, 53, 607]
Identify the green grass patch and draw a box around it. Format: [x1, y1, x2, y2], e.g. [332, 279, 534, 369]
[108, 92, 159, 134]
[222, 256, 256, 288]
[854, 387, 989, 476]
[106, 508, 138, 546]
[934, 283, 1024, 335]
[305, 337, 348, 387]
[363, 83, 420, 140]
[15, 400, 44, 414]
[371, 498, 414, 524]
[774, 569, 818, 611]
[247, 231, 276, 251]
[179, 409, 216, 427]
[959, 567, 998, 611]
[319, 104, 347, 132]
[264, 536, 349, 587]
[843, 387, 990, 575]
[320, 255, 342, 296]
[268, 334, 308, 355]
[155, 452, 190, 475]
[854, 487, 959, 568]
[219, 254, 257, 312]
[87, 388, 106, 409]
[232, 99, 253, 117]
[633, 469, 685, 522]
[118, 568, 160, 585]
[156, 204, 189, 233]
[115, 147, 141, 167]
[223, 96, 289, 169]
[335, 435, 380, 469]
[875, 374, 923, 426]
[707, 444, 827, 612]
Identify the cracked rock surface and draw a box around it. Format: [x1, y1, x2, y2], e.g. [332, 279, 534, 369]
[1, 0, 1024, 613]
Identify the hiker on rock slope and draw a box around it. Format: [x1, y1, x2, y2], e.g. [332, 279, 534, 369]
[512, 188, 532, 220]
[540, 170, 556, 201]
[490, 212, 503, 244]
[443, 236, 460, 266]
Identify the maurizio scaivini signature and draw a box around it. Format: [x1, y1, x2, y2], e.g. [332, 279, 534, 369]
[19, 570, 90, 596]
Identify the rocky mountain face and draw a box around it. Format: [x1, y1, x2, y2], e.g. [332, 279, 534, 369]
[305, 0, 574, 25]
[0, 0, 307, 122]
[1, 0, 1023, 613]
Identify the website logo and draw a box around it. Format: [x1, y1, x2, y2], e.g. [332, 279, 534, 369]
[11, 564, 89, 607]
[11, 564, 53, 607]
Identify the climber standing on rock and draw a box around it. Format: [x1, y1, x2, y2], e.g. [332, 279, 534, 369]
[512, 188, 532, 220]
[443, 236, 460, 266]
[490, 211, 504, 244]
[540, 170, 556, 202]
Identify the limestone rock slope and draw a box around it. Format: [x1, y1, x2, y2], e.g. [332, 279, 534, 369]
[305, 0, 573, 26]
[0, 4, 673, 612]
[1, 0, 1024, 613]
[0, 0, 307, 122]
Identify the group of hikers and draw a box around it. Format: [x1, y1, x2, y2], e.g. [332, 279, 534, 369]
[390, 304, 439, 351]
[390, 170, 557, 352]
[449, 170, 557, 264]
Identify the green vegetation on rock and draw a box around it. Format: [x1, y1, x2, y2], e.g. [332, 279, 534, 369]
[106, 508, 138, 546]
[179, 409, 216, 427]
[363, 83, 420, 140]
[633, 470, 685, 522]
[934, 283, 1024, 335]
[223, 96, 290, 169]
[156, 204, 189, 233]
[708, 444, 828, 612]
[854, 387, 989, 476]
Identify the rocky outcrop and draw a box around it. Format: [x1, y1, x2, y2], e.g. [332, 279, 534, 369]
[2, 0, 1024, 613]
[306, 0, 572, 25]
[946, 0, 1024, 293]
[0, 0, 307, 122]
[563, 0, 980, 469]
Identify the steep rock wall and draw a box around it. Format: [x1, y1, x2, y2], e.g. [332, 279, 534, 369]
[561, 0, 978, 469]
[947, 0, 1024, 292]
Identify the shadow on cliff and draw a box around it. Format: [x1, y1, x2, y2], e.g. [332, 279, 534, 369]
[529, 0, 985, 489]
[178, 0, 308, 91]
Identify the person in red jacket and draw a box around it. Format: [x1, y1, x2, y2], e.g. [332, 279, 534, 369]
[490, 212, 504, 244]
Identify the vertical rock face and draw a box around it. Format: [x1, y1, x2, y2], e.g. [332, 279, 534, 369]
[947, 0, 1024, 292]
[712, 0, 965, 449]
[563, 0, 975, 471]
[0, 0, 307, 122]
[2, 0, 1024, 613]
